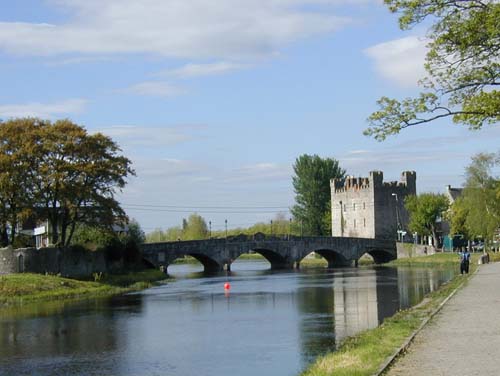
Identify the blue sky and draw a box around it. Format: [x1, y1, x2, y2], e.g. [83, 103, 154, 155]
[1, 0, 498, 233]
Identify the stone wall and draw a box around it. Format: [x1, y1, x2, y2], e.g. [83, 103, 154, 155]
[331, 171, 417, 240]
[396, 242, 436, 258]
[0, 246, 119, 277]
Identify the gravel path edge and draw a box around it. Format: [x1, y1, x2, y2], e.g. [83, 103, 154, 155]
[372, 266, 478, 376]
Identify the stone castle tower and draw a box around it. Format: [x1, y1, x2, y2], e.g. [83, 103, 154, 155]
[330, 171, 416, 239]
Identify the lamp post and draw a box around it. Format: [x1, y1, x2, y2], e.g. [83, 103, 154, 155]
[392, 193, 401, 241]
[270, 220, 273, 236]
[339, 200, 344, 237]
[209, 221, 211, 239]
[225, 219, 228, 239]
[289, 218, 292, 240]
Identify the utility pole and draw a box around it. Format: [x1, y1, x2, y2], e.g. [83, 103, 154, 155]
[225, 219, 228, 239]
[209, 221, 211, 239]
[340, 200, 344, 237]
[392, 193, 401, 241]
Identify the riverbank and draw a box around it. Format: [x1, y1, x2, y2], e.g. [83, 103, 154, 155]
[301, 253, 481, 376]
[385, 261, 500, 375]
[0, 269, 168, 306]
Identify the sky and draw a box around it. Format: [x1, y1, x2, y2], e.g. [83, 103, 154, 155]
[1, 0, 498, 233]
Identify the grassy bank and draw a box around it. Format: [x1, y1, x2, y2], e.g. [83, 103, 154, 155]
[388, 251, 488, 267]
[301, 253, 481, 376]
[0, 269, 168, 306]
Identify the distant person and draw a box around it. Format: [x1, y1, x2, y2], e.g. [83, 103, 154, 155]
[459, 248, 471, 274]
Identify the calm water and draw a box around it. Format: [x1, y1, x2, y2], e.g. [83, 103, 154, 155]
[0, 261, 456, 376]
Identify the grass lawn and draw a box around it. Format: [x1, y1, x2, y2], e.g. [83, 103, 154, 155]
[0, 269, 168, 306]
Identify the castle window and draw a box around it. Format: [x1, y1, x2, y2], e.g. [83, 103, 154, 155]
[344, 205, 346, 212]
[363, 202, 365, 210]
[363, 218, 366, 227]
[354, 219, 356, 228]
[353, 203, 356, 211]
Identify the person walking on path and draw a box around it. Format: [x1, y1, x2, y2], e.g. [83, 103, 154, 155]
[459, 247, 471, 274]
[385, 262, 500, 376]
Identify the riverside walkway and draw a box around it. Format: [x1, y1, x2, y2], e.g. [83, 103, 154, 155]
[386, 261, 500, 376]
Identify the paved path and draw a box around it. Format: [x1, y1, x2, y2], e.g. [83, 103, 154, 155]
[385, 262, 500, 376]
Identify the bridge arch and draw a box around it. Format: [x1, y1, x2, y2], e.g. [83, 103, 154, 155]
[185, 253, 222, 272]
[358, 249, 396, 264]
[249, 248, 291, 270]
[301, 248, 351, 268]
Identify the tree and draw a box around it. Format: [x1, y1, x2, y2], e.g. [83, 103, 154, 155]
[0, 118, 42, 245]
[365, 0, 500, 140]
[455, 152, 500, 248]
[291, 155, 345, 236]
[33, 119, 134, 245]
[125, 219, 146, 245]
[182, 213, 209, 240]
[448, 197, 470, 239]
[405, 193, 449, 247]
[0, 118, 134, 247]
[70, 223, 119, 251]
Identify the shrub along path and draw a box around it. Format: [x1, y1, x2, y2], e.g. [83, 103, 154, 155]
[385, 261, 500, 376]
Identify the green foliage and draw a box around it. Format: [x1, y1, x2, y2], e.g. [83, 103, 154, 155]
[182, 213, 208, 240]
[0, 117, 134, 246]
[145, 212, 298, 243]
[448, 198, 470, 238]
[0, 118, 43, 246]
[70, 224, 119, 251]
[145, 213, 208, 242]
[291, 154, 345, 236]
[365, 0, 500, 140]
[405, 193, 449, 246]
[453, 152, 500, 247]
[123, 219, 145, 245]
[145, 226, 183, 243]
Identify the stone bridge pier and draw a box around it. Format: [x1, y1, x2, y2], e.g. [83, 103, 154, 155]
[140, 234, 397, 273]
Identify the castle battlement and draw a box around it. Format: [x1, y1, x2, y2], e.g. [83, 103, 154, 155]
[331, 171, 416, 193]
[331, 176, 371, 193]
[330, 170, 417, 239]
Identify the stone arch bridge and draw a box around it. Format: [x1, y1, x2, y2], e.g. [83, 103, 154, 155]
[140, 234, 396, 273]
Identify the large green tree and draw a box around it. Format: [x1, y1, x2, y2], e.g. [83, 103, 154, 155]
[0, 118, 43, 245]
[365, 0, 500, 140]
[34, 119, 134, 245]
[0, 118, 134, 246]
[291, 154, 345, 236]
[405, 193, 449, 247]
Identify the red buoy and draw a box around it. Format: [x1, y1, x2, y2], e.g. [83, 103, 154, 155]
[224, 282, 231, 290]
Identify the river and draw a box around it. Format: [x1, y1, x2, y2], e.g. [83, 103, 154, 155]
[0, 261, 456, 376]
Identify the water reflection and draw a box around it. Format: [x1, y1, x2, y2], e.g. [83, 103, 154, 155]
[0, 296, 144, 376]
[0, 263, 456, 376]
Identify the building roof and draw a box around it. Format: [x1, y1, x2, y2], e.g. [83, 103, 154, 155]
[446, 185, 463, 203]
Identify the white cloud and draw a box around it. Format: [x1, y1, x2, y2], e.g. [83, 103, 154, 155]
[46, 56, 117, 66]
[120, 81, 186, 97]
[132, 157, 204, 180]
[0, 98, 87, 118]
[225, 162, 292, 183]
[94, 125, 198, 147]
[364, 35, 428, 87]
[159, 61, 248, 79]
[0, 0, 351, 59]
